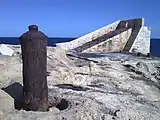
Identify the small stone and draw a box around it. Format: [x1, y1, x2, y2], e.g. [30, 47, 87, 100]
[49, 107, 60, 113]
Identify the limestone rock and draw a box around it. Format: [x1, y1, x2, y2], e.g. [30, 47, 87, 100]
[0, 45, 160, 120]
[0, 55, 22, 88]
[0, 44, 14, 56]
[0, 89, 14, 111]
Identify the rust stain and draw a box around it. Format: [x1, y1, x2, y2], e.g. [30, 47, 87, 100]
[108, 40, 113, 51]
[118, 33, 122, 51]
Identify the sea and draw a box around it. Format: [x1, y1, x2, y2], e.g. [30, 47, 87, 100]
[0, 37, 160, 57]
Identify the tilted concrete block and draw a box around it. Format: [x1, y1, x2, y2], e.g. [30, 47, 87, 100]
[57, 18, 150, 55]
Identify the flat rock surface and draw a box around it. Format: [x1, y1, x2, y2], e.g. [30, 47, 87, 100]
[0, 45, 160, 120]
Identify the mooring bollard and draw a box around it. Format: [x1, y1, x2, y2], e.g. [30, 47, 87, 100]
[19, 25, 48, 111]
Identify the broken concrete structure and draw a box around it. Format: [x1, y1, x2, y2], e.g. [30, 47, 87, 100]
[57, 18, 151, 55]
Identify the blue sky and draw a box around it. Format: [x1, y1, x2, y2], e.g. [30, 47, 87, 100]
[0, 0, 159, 38]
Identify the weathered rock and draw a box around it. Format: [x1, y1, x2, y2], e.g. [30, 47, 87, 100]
[0, 56, 22, 88]
[0, 89, 14, 110]
[0, 45, 160, 120]
[49, 107, 60, 113]
[0, 44, 14, 56]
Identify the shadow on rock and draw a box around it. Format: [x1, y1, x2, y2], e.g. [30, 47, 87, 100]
[2, 82, 24, 110]
[55, 84, 90, 91]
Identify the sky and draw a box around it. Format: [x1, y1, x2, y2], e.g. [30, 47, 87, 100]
[0, 0, 160, 38]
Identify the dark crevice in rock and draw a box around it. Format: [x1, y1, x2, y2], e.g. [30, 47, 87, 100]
[66, 53, 98, 63]
[48, 94, 71, 111]
[75, 72, 90, 76]
[56, 99, 69, 111]
[87, 84, 105, 88]
[62, 117, 67, 120]
[55, 84, 90, 91]
[47, 71, 51, 76]
[48, 98, 70, 111]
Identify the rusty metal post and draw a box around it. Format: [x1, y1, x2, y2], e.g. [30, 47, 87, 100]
[19, 25, 48, 111]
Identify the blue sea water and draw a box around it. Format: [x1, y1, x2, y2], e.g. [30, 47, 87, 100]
[0, 37, 159, 56]
[0, 37, 75, 47]
[150, 38, 160, 56]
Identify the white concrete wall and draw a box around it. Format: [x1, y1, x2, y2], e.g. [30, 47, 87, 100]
[130, 27, 151, 55]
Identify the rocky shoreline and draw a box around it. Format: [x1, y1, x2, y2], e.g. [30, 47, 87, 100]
[0, 45, 160, 120]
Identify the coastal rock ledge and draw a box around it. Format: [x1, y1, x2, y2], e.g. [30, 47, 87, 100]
[0, 45, 160, 120]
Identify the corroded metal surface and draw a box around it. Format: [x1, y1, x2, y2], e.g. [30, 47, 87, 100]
[19, 25, 48, 111]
